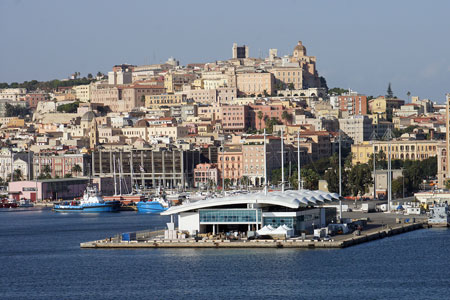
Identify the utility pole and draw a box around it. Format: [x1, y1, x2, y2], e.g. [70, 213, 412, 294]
[370, 130, 379, 201]
[383, 128, 394, 212]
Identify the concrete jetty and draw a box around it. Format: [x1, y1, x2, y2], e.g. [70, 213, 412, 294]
[80, 221, 426, 249]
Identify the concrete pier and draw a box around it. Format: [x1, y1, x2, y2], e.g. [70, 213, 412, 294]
[80, 222, 426, 249]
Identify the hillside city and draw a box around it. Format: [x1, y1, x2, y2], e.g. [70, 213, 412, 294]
[0, 41, 447, 201]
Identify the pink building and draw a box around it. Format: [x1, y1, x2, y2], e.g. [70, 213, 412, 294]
[193, 163, 218, 188]
[217, 145, 243, 185]
[8, 178, 89, 201]
[249, 103, 293, 130]
[220, 105, 249, 133]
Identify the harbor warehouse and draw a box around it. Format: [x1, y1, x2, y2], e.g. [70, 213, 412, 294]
[161, 190, 339, 235]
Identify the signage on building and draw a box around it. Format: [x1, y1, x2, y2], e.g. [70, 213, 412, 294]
[23, 187, 37, 191]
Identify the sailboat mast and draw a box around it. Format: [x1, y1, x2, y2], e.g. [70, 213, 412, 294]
[113, 153, 117, 196]
[339, 130, 342, 220]
[281, 128, 285, 192]
[297, 130, 301, 191]
[264, 129, 267, 195]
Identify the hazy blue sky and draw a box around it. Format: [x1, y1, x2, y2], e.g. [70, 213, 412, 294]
[1, 0, 450, 102]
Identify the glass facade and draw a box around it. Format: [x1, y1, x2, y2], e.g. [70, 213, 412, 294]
[263, 216, 296, 228]
[199, 209, 260, 223]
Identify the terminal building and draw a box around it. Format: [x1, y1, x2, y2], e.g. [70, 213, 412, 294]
[161, 190, 339, 235]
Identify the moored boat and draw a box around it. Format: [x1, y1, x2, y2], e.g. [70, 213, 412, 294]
[137, 196, 168, 214]
[53, 186, 121, 213]
[428, 204, 450, 227]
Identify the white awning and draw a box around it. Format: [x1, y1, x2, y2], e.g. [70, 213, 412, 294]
[161, 189, 341, 215]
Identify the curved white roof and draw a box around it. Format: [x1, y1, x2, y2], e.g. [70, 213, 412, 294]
[161, 190, 341, 215]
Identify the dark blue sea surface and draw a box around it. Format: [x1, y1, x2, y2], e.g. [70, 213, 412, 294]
[1, 208, 450, 300]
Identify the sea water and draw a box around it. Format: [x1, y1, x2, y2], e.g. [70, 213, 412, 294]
[1, 208, 450, 299]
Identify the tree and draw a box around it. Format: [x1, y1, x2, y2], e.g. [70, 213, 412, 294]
[257, 111, 264, 131]
[224, 178, 231, 189]
[97, 71, 103, 77]
[300, 169, 319, 190]
[13, 169, 23, 181]
[64, 173, 73, 178]
[407, 91, 411, 101]
[386, 82, 394, 98]
[328, 88, 348, 95]
[392, 177, 404, 199]
[319, 76, 328, 89]
[348, 163, 373, 197]
[57, 101, 80, 113]
[5, 103, 30, 118]
[265, 117, 282, 134]
[263, 90, 269, 97]
[281, 111, 293, 124]
[72, 164, 82, 176]
[445, 179, 450, 190]
[288, 83, 295, 90]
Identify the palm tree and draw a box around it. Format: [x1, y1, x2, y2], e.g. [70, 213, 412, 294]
[281, 111, 293, 125]
[43, 165, 51, 175]
[257, 111, 263, 131]
[407, 91, 411, 102]
[72, 164, 82, 177]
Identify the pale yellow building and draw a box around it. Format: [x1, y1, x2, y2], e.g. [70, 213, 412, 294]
[270, 67, 303, 90]
[368, 97, 405, 117]
[236, 72, 274, 96]
[352, 140, 439, 165]
[145, 94, 187, 108]
[73, 85, 91, 102]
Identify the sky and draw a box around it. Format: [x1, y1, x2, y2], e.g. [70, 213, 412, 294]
[1, 0, 450, 102]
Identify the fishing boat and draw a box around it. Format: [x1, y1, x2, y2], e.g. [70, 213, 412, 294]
[18, 199, 34, 207]
[137, 196, 169, 213]
[53, 185, 121, 212]
[428, 204, 450, 227]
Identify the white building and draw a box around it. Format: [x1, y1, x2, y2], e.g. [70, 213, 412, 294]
[161, 190, 339, 235]
[339, 115, 373, 144]
[108, 70, 132, 85]
[73, 85, 91, 102]
[0, 88, 27, 101]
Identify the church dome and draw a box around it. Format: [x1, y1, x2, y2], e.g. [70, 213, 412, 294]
[81, 111, 96, 122]
[293, 41, 306, 56]
[134, 119, 149, 128]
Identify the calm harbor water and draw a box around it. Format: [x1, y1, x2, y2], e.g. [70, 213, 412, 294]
[1, 208, 450, 300]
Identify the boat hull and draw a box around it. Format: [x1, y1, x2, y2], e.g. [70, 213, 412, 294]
[137, 202, 168, 214]
[53, 201, 121, 213]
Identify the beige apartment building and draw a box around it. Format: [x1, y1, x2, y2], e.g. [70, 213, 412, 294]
[73, 85, 91, 102]
[270, 67, 303, 90]
[164, 73, 197, 93]
[145, 94, 187, 108]
[90, 84, 165, 112]
[352, 140, 439, 165]
[241, 136, 283, 186]
[183, 87, 237, 104]
[236, 72, 274, 96]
